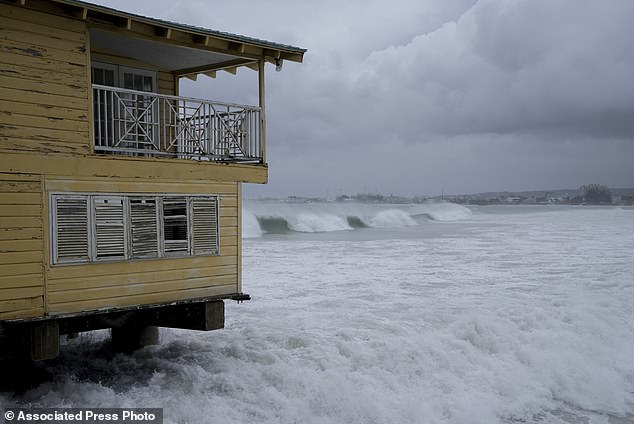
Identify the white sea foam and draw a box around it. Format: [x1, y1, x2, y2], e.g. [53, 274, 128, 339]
[4, 206, 633, 424]
[242, 210, 263, 238]
[369, 209, 417, 227]
[286, 212, 352, 233]
[413, 201, 473, 221]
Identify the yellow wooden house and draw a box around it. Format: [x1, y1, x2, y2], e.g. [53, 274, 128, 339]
[0, 0, 304, 359]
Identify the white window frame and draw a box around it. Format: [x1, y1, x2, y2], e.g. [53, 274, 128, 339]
[91, 61, 119, 87]
[50, 193, 220, 266]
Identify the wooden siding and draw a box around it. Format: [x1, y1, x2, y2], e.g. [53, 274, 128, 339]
[44, 177, 240, 315]
[0, 174, 45, 320]
[0, 152, 268, 184]
[0, 3, 90, 156]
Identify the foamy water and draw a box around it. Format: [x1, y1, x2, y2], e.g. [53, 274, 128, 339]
[2, 205, 633, 424]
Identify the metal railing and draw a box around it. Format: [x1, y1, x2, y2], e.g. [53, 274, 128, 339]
[92, 84, 263, 163]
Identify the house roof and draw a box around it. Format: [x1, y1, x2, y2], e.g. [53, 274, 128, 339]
[54, 0, 306, 58]
[9, 0, 305, 77]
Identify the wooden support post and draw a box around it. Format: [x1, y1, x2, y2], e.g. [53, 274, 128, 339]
[258, 59, 266, 164]
[30, 321, 59, 361]
[158, 301, 225, 331]
[111, 325, 159, 353]
[237, 183, 242, 294]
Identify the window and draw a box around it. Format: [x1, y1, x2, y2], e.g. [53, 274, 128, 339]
[163, 197, 188, 255]
[50, 194, 220, 265]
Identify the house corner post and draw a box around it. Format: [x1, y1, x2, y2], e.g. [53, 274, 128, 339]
[258, 59, 266, 164]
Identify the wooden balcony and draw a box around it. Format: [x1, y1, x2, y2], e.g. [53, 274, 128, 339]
[92, 84, 263, 163]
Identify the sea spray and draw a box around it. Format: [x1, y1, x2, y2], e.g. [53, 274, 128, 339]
[242, 210, 263, 238]
[369, 209, 417, 228]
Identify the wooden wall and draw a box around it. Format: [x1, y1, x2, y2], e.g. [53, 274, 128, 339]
[0, 3, 91, 155]
[0, 173, 45, 320]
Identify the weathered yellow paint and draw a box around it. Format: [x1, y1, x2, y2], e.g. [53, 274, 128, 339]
[0, 175, 44, 320]
[0, 86, 88, 110]
[0, 273, 44, 288]
[48, 265, 237, 291]
[0, 113, 89, 133]
[0, 74, 87, 98]
[0, 227, 42, 241]
[50, 284, 236, 315]
[0, 51, 86, 78]
[0, 14, 85, 41]
[1, 153, 268, 184]
[1, 2, 86, 33]
[0, 24, 87, 53]
[0, 61, 87, 87]
[0, 251, 43, 265]
[45, 177, 239, 194]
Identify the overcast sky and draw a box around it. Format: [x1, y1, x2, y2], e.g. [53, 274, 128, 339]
[94, 0, 634, 198]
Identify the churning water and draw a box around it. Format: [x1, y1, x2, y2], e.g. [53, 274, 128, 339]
[2, 203, 633, 424]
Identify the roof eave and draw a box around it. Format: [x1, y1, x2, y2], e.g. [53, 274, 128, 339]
[47, 0, 306, 63]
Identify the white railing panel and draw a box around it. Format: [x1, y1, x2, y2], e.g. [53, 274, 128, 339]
[92, 84, 263, 163]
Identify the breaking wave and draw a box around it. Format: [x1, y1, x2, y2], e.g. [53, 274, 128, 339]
[242, 201, 472, 236]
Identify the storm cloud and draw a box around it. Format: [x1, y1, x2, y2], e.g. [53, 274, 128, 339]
[94, 0, 634, 196]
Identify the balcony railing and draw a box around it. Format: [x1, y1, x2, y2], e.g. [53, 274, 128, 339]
[92, 84, 263, 163]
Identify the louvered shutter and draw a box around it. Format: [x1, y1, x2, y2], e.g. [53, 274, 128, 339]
[130, 198, 158, 258]
[94, 197, 126, 259]
[163, 197, 189, 254]
[54, 196, 89, 263]
[191, 197, 219, 255]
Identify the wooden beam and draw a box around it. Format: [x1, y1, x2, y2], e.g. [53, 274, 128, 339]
[228, 41, 245, 54]
[81, 7, 88, 20]
[183, 74, 197, 82]
[20, 0, 26, 6]
[246, 62, 259, 72]
[258, 59, 266, 164]
[203, 71, 216, 79]
[193, 34, 210, 46]
[126, 18, 132, 30]
[155, 26, 172, 39]
[174, 58, 257, 77]
[223, 66, 237, 75]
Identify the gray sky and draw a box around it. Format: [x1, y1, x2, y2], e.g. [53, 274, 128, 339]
[94, 0, 634, 198]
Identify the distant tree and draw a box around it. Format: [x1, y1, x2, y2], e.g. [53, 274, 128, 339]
[581, 184, 612, 205]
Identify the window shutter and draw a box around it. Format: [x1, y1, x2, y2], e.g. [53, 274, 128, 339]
[191, 197, 219, 255]
[94, 197, 126, 259]
[54, 196, 89, 262]
[130, 198, 158, 258]
[163, 197, 189, 254]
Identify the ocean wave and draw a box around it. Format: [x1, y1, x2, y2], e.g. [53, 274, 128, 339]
[411, 202, 473, 221]
[242, 201, 472, 237]
[369, 209, 417, 228]
[242, 210, 263, 238]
